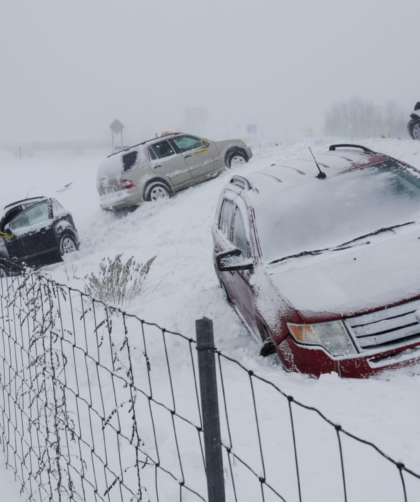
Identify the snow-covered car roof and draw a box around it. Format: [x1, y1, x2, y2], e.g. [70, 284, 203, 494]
[98, 133, 190, 180]
[106, 133, 183, 159]
[0, 197, 49, 232]
[1, 196, 48, 221]
[237, 147, 389, 201]
[4, 196, 47, 211]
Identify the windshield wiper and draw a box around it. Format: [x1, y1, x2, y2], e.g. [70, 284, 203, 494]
[270, 221, 416, 265]
[270, 241, 370, 265]
[336, 221, 416, 248]
[270, 248, 332, 264]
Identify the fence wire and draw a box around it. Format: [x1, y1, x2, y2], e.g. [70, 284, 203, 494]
[215, 351, 420, 502]
[0, 267, 206, 502]
[0, 264, 419, 502]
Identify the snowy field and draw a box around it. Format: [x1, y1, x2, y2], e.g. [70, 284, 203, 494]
[1, 137, 420, 501]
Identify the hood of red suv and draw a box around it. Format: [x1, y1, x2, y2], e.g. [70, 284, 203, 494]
[268, 228, 420, 321]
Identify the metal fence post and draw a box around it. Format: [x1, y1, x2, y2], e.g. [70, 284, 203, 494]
[196, 318, 226, 502]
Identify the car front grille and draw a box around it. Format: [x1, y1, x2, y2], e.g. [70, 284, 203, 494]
[345, 298, 420, 351]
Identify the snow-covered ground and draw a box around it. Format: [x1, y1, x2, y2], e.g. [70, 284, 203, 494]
[0, 461, 25, 502]
[1, 137, 420, 501]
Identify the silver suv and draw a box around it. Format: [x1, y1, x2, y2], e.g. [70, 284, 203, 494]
[97, 133, 253, 210]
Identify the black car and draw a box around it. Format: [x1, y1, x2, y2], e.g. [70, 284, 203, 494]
[0, 196, 79, 276]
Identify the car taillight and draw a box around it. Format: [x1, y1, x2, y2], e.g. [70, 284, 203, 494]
[121, 179, 134, 189]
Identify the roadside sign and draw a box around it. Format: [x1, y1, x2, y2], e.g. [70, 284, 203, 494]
[307, 128, 314, 136]
[110, 119, 124, 135]
[384, 125, 391, 133]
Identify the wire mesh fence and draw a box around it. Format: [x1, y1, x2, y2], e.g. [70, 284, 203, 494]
[0, 265, 419, 502]
[0, 267, 206, 501]
[215, 350, 420, 502]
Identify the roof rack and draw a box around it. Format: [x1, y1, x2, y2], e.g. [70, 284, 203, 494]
[329, 144, 376, 153]
[107, 132, 183, 158]
[4, 196, 46, 210]
[230, 175, 251, 190]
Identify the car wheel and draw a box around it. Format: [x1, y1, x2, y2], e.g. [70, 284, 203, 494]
[259, 325, 277, 357]
[412, 122, 420, 140]
[59, 234, 78, 256]
[227, 150, 248, 168]
[144, 182, 171, 202]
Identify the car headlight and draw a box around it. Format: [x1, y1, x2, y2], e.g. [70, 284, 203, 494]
[287, 321, 357, 357]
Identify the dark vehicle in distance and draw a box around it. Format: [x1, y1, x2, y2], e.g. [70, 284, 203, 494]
[0, 197, 79, 276]
[408, 101, 420, 140]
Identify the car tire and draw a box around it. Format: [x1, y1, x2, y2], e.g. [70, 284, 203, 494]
[59, 233, 78, 257]
[259, 325, 276, 357]
[226, 150, 248, 168]
[412, 121, 420, 140]
[144, 182, 171, 202]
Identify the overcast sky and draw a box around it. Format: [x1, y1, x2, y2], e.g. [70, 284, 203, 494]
[1, 0, 419, 144]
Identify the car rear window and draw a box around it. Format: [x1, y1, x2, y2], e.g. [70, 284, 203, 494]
[97, 147, 145, 182]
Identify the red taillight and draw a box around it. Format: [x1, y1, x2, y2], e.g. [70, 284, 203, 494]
[121, 179, 134, 190]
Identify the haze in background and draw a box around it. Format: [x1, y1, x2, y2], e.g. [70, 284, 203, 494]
[1, 0, 419, 145]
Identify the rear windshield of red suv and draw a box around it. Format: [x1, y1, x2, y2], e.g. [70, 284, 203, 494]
[255, 160, 420, 263]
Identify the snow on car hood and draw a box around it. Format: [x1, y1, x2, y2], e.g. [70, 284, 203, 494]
[267, 228, 420, 320]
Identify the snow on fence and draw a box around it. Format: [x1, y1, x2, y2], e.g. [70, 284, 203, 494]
[0, 266, 419, 502]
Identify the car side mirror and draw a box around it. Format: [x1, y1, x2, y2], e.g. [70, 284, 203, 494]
[216, 248, 253, 272]
[201, 138, 210, 148]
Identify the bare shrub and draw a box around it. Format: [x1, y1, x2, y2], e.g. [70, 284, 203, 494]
[9, 268, 80, 500]
[84, 254, 156, 306]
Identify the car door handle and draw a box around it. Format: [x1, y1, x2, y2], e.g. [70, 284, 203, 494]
[183, 155, 192, 159]
[154, 164, 162, 168]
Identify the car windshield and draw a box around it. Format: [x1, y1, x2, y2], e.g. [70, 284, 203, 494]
[255, 160, 420, 263]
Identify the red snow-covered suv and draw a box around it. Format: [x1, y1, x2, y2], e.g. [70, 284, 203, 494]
[212, 144, 420, 378]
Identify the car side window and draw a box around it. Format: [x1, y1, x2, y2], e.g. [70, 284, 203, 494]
[232, 207, 251, 258]
[9, 202, 50, 232]
[122, 151, 138, 171]
[219, 199, 235, 239]
[149, 140, 176, 159]
[149, 147, 157, 161]
[172, 135, 205, 153]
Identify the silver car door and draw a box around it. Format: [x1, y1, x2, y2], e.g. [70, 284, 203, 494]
[149, 140, 192, 187]
[171, 135, 223, 180]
